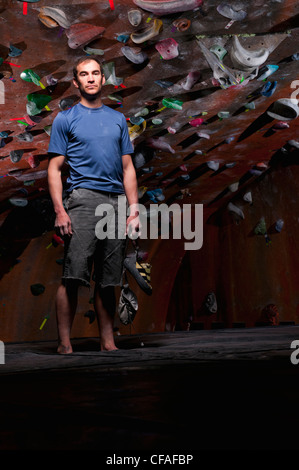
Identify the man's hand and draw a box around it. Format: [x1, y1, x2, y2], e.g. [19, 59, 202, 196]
[55, 210, 73, 237]
[126, 213, 141, 239]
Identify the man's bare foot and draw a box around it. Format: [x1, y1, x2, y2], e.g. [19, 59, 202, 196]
[100, 343, 118, 351]
[57, 343, 73, 354]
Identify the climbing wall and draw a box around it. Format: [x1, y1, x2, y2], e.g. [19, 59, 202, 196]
[0, 0, 299, 341]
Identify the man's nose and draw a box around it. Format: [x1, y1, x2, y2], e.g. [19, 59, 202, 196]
[87, 74, 95, 82]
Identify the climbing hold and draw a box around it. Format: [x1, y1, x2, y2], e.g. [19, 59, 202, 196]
[130, 18, 163, 44]
[130, 116, 144, 126]
[207, 161, 219, 171]
[10, 150, 24, 163]
[260, 304, 279, 326]
[8, 44, 23, 57]
[133, 0, 203, 15]
[155, 38, 179, 60]
[141, 167, 153, 173]
[128, 120, 146, 141]
[256, 162, 267, 169]
[218, 111, 230, 119]
[217, 2, 247, 21]
[245, 102, 255, 110]
[38, 13, 59, 28]
[210, 44, 227, 61]
[275, 219, 284, 233]
[227, 202, 245, 219]
[230, 36, 269, 72]
[152, 118, 163, 125]
[44, 125, 52, 136]
[226, 162, 236, 168]
[128, 9, 142, 26]
[17, 132, 33, 142]
[254, 217, 270, 245]
[20, 68, 43, 87]
[288, 140, 299, 149]
[84, 309, 96, 324]
[26, 93, 52, 115]
[228, 182, 239, 192]
[116, 34, 129, 44]
[189, 117, 204, 127]
[0, 131, 8, 138]
[261, 81, 277, 97]
[154, 79, 174, 88]
[102, 62, 123, 86]
[108, 93, 123, 103]
[146, 188, 165, 202]
[27, 154, 40, 168]
[204, 292, 217, 314]
[267, 98, 299, 121]
[197, 131, 210, 139]
[197, 40, 238, 88]
[59, 97, 74, 111]
[30, 283, 45, 296]
[181, 70, 201, 90]
[23, 115, 42, 126]
[138, 186, 148, 198]
[162, 97, 183, 110]
[257, 64, 279, 81]
[243, 191, 252, 204]
[121, 46, 148, 64]
[172, 18, 191, 32]
[50, 234, 64, 248]
[272, 121, 289, 130]
[9, 197, 28, 207]
[83, 45, 105, 56]
[66, 23, 105, 49]
[135, 108, 149, 117]
[146, 137, 175, 153]
[39, 6, 71, 29]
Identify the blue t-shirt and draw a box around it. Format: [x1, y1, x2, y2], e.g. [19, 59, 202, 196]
[48, 103, 134, 193]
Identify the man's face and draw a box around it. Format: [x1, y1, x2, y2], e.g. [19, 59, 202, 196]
[73, 60, 105, 99]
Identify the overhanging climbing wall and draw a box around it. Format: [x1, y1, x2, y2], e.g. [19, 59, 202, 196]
[0, 0, 299, 341]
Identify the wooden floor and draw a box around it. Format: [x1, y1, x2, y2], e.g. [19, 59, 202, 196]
[0, 325, 299, 455]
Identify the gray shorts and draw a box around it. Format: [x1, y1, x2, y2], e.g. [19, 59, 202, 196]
[62, 188, 128, 288]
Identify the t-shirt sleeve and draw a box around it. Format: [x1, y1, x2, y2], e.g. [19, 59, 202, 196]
[48, 112, 69, 156]
[120, 114, 134, 156]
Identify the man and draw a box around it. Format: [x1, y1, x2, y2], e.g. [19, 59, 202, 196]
[48, 56, 140, 354]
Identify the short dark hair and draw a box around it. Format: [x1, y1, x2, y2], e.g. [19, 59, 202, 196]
[73, 56, 104, 82]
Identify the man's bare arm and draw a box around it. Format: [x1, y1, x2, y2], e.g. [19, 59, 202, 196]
[48, 155, 72, 236]
[122, 154, 140, 237]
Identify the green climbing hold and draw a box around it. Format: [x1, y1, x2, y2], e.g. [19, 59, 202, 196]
[20, 69, 41, 86]
[210, 44, 227, 61]
[254, 217, 267, 236]
[26, 93, 52, 115]
[162, 97, 183, 110]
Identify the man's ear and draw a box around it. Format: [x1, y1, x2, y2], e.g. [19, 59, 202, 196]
[73, 78, 79, 89]
[101, 74, 106, 86]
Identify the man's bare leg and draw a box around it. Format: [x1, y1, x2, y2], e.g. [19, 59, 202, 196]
[56, 281, 78, 354]
[94, 286, 118, 351]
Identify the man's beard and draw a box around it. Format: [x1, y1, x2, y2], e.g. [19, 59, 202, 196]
[78, 83, 102, 101]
